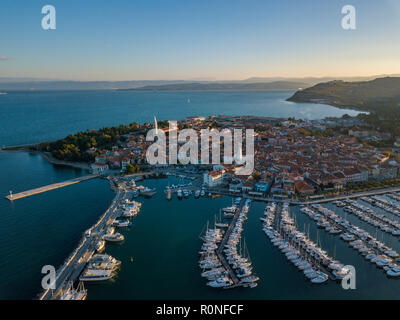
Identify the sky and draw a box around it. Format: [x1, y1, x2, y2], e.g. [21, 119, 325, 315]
[0, 0, 399, 81]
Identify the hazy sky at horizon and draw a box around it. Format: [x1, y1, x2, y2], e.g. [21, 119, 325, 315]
[1, 0, 399, 81]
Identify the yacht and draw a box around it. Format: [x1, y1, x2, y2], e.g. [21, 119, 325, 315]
[223, 206, 237, 213]
[387, 266, 400, 277]
[113, 219, 131, 228]
[215, 222, 229, 228]
[103, 232, 125, 242]
[85, 260, 118, 271]
[340, 233, 355, 242]
[79, 269, 115, 282]
[311, 272, 329, 284]
[138, 185, 157, 197]
[207, 277, 232, 288]
[333, 267, 350, 280]
[59, 281, 87, 300]
[91, 254, 121, 265]
[194, 190, 201, 198]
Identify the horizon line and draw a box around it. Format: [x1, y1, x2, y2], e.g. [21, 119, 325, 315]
[1, 73, 400, 83]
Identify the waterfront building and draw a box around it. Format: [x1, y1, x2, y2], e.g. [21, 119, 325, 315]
[203, 170, 224, 187]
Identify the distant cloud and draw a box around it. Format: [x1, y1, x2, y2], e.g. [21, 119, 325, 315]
[0, 56, 12, 61]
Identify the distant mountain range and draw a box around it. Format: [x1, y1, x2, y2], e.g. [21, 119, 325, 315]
[287, 77, 400, 111]
[238, 74, 400, 84]
[120, 81, 307, 91]
[0, 74, 399, 91]
[0, 79, 190, 91]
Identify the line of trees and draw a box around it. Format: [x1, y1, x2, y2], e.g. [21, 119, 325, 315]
[39, 122, 142, 162]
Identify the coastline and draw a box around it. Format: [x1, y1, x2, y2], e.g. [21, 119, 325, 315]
[286, 97, 370, 113]
[1, 147, 90, 170]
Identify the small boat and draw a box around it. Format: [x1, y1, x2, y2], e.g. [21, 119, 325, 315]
[166, 186, 172, 200]
[95, 240, 106, 252]
[194, 190, 200, 198]
[177, 189, 183, 199]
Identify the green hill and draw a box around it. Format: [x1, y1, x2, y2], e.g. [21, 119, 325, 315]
[287, 77, 400, 111]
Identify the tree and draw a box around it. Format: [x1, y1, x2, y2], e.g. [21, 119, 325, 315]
[125, 164, 135, 174]
[253, 171, 261, 181]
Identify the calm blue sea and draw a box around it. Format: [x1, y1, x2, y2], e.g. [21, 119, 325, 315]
[2, 90, 395, 300]
[0, 90, 361, 146]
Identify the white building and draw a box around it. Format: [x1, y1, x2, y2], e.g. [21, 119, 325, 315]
[203, 170, 224, 187]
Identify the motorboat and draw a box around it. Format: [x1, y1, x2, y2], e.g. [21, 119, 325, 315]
[95, 240, 105, 252]
[103, 232, 125, 242]
[113, 219, 132, 228]
[177, 189, 183, 199]
[79, 269, 115, 282]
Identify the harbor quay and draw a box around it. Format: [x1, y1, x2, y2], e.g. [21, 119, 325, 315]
[5, 175, 100, 201]
[38, 185, 126, 300]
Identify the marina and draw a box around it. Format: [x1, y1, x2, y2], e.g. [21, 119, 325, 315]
[35, 174, 400, 299]
[199, 198, 259, 289]
[302, 203, 400, 277]
[3, 153, 400, 299]
[264, 202, 347, 284]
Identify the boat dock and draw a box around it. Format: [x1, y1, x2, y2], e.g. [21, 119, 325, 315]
[216, 198, 246, 288]
[5, 175, 100, 201]
[38, 188, 126, 300]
